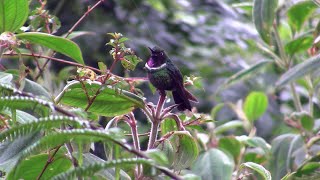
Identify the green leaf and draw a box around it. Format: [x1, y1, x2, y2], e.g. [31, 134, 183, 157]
[0, 96, 53, 117]
[285, 34, 313, 57]
[269, 134, 298, 180]
[244, 136, 271, 154]
[276, 54, 320, 87]
[52, 158, 152, 180]
[243, 91, 268, 122]
[16, 32, 84, 64]
[253, 0, 278, 44]
[169, 131, 199, 170]
[145, 149, 169, 166]
[240, 162, 271, 180]
[217, 60, 272, 93]
[0, 0, 29, 32]
[192, 148, 234, 180]
[0, 133, 40, 173]
[160, 118, 178, 136]
[300, 113, 314, 131]
[214, 120, 243, 134]
[8, 153, 72, 180]
[287, 1, 317, 33]
[0, 72, 51, 99]
[64, 31, 95, 40]
[157, 139, 175, 166]
[218, 137, 242, 160]
[59, 81, 144, 117]
[121, 55, 142, 71]
[0, 116, 85, 143]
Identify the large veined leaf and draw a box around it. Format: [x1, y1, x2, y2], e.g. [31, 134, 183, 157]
[240, 162, 271, 180]
[168, 131, 199, 170]
[287, 1, 318, 33]
[192, 148, 234, 180]
[253, 0, 278, 44]
[0, 0, 29, 32]
[7, 153, 72, 180]
[59, 81, 144, 117]
[16, 32, 84, 64]
[276, 54, 320, 87]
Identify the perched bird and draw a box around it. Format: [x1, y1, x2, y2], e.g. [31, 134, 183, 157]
[145, 46, 198, 111]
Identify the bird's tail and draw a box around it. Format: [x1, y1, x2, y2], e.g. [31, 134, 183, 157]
[172, 87, 197, 111]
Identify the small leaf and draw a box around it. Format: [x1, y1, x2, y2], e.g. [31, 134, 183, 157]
[300, 113, 314, 131]
[98, 62, 107, 73]
[217, 60, 272, 93]
[192, 148, 234, 180]
[253, 0, 278, 44]
[145, 149, 169, 166]
[243, 91, 268, 122]
[121, 55, 142, 71]
[287, 1, 317, 33]
[240, 162, 272, 180]
[0, 0, 29, 32]
[276, 54, 320, 87]
[118, 37, 129, 43]
[285, 34, 313, 56]
[16, 32, 84, 64]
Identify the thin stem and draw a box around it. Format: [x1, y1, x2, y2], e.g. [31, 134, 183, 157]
[147, 121, 159, 149]
[156, 92, 166, 118]
[290, 83, 303, 112]
[37, 145, 62, 180]
[64, 0, 105, 38]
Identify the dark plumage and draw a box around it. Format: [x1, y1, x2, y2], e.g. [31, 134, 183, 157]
[145, 46, 197, 111]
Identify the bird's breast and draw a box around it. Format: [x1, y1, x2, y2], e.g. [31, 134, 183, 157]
[148, 68, 174, 90]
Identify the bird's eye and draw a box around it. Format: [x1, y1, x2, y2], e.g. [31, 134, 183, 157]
[160, 52, 164, 56]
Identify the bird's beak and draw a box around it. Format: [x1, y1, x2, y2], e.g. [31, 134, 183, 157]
[148, 47, 153, 52]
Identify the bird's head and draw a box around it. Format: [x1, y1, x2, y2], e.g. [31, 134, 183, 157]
[147, 46, 167, 67]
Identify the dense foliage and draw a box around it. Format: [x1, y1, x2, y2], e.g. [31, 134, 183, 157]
[1, 0, 320, 179]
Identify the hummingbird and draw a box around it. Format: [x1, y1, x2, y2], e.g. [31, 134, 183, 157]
[145, 46, 198, 111]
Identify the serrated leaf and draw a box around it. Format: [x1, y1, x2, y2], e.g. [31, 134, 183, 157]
[16, 32, 84, 64]
[52, 158, 151, 180]
[192, 148, 234, 180]
[121, 55, 142, 71]
[287, 1, 317, 33]
[240, 162, 272, 180]
[243, 91, 268, 122]
[217, 60, 272, 93]
[0, 116, 85, 143]
[0, 96, 53, 117]
[0, 0, 29, 32]
[59, 81, 144, 117]
[0, 133, 40, 173]
[276, 54, 320, 87]
[253, 0, 278, 44]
